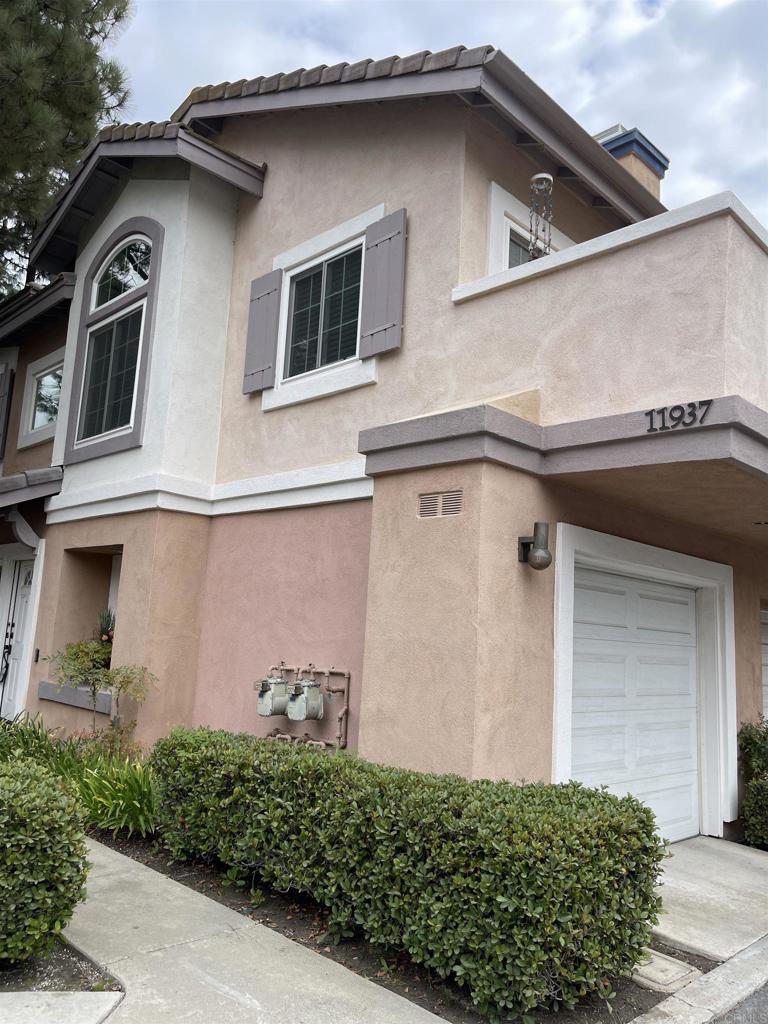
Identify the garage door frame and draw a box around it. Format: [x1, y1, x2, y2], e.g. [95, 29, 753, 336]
[553, 524, 738, 838]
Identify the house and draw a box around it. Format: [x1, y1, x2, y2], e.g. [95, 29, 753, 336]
[0, 44, 765, 844]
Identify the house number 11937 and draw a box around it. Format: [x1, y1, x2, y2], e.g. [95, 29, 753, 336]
[644, 399, 713, 433]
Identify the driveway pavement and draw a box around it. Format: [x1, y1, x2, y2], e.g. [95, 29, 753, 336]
[655, 837, 768, 961]
[63, 839, 443, 1024]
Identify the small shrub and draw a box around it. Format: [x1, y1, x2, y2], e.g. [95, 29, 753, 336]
[0, 761, 88, 962]
[77, 758, 157, 837]
[151, 727, 665, 1018]
[743, 775, 768, 849]
[739, 719, 768, 780]
[738, 720, 768, 850]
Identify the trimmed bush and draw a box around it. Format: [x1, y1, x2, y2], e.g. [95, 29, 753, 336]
[743, 775, 768, 849]
[151, 728, 665, 1017]
[0, 761, 88, 962]
[739, 720, 768, 849]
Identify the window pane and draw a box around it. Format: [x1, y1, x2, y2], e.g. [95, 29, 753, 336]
[287, 267, 322, 378]
[95, 240, 151, 308]
[31, 367, 62, 429]
[79, 307, 142, 440]
[508, 233, 530, 269]
[320, 247, 362, 367]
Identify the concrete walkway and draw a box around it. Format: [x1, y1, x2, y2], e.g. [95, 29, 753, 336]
[64, 840, 443, 1024]
[655, 837, 768, 961]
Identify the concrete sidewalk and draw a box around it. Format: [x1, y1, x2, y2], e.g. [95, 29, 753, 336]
[65, 839, 443, 1024]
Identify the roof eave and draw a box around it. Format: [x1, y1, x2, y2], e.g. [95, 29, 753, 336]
[29, 133, 265, 274]
[180, 60, 664, 225]
[0, 274, 76, 343]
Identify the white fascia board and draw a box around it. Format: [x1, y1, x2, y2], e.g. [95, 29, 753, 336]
[45, 459, 372, 523]
[454, 191, 768, 304]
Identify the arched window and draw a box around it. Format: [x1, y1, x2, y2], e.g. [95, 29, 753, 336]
[66, 218, 164, 463]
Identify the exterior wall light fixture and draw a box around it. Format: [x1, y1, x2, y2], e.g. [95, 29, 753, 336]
[518, 522, 552, 570]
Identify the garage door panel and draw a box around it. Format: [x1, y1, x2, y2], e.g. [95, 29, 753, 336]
[573, 638, 696, 711]
[601, 775, 699, 844]
[572, 567, 700, 842]
[636, 589, 696, 641]
[573, 709, 697, 784]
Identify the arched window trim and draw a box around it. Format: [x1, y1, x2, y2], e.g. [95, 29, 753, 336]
[90, 233, 153, 313]
[64, 217, 165, 466]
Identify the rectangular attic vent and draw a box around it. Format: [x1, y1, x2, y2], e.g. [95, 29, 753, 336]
[418, 490, 463, 517]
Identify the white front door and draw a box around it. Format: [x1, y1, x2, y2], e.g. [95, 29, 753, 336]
[570, 567, 700, 843]
[0, 561, 35, 720]
[761, 611, 768, 718]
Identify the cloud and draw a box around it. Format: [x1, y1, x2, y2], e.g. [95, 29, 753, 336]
[108, 0, 768, 222]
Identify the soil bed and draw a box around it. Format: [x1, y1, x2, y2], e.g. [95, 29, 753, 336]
[93, 828, 664, 1024]
[0, 939, 120, 993]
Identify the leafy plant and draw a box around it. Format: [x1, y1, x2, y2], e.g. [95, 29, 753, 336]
[150, 727, 666, 1019]
[0, 715, 157, 837]
[47, 640, 156, 734]
[740, 720, 768, 849]
[743, 775, 768, 849]
[97, 607, 115, 644]
[0, 760, 88, 961]
[739, 718, 768, 781]
[77, 758, 157, 837]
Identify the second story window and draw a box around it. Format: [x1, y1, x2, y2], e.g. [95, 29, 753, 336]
[18, 347, 66, 450]
[286, 245, 363, 378]
[77, 236, 152, 443]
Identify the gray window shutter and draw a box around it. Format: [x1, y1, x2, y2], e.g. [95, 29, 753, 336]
[359, 208, 407, 359]
[243, 269, 283, 394]
[0, 366, 14, 460]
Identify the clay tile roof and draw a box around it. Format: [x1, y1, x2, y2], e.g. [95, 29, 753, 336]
[170, 44, 497, 122]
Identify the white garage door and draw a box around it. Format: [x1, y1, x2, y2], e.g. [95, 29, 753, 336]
[761, 611, 768, 718]
[571, 567, 700, 843]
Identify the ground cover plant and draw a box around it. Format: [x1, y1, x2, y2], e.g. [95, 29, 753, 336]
[0, 715, 156, 837]
[150, 727, 666, 1020]
[739, 718, 768, 849]
[0, 760, 88, 962]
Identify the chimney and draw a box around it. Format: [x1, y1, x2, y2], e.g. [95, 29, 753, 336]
[594, 124, 670, 199]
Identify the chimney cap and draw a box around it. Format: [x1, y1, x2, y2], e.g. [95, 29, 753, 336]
[594, 125, 670, 179]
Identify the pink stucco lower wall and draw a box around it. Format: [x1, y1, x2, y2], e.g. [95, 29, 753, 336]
[193, 500, 372, 749]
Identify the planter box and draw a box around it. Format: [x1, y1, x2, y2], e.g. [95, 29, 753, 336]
[38, 680, 112, 716]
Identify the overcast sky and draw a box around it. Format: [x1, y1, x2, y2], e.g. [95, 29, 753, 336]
[108, 0, 768, 222]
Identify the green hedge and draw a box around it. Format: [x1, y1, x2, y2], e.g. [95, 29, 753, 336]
[0, 761, 88, 962]
[151, 728, 665, 1017]
[739, 720, 768, 849]
[743, 775, 768, 849]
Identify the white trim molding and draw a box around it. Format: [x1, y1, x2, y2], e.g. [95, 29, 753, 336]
[17, 346, 65, 450]
[45, 459, 372, 523]
[553, 523, 738, 838]
[264, 207, 384, 410]
[456, 191, 768, 304]
[487, 181, 574, 275]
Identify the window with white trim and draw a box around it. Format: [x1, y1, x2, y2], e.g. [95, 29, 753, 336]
[285, 243, 363, 379]
[18, 347, 65, 449]
[487, 182, 575, 276]
[76, 236, 151, 444]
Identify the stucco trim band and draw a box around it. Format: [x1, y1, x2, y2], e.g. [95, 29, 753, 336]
[452, 191, 768, 304]
[45, 459, 372, 524]
[359, 395, 768, 480]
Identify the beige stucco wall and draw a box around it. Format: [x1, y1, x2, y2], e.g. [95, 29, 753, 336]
[27, 510, 210, 746]
[616, 152, 661, 199]
[193, 500, 372, 749]
[358, 461, 767, 784]
[212, 94, 766, 484]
